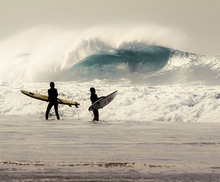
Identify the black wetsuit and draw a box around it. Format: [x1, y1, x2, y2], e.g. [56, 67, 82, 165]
[45, 88, 60, 120]
[90, 93, 99, 121]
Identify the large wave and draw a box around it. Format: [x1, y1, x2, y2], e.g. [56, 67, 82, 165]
[0, 26, 219, 85]
[62, 44, 220, 85]
[63, 45, 171, 81]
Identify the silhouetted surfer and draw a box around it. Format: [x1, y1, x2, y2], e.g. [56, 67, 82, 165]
[45, 82, 60, 120]
[90, 87, 99, 121]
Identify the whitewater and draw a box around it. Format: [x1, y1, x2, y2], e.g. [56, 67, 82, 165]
[0, 27, 219, 122]
[0, 26, 220, 181]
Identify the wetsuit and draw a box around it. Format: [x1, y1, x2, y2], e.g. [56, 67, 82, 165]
[45, 88, 60, 120]
[90, 93, 99, 121]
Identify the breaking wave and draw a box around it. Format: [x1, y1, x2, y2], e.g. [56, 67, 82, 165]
[63, 44, 220, 85]
[0, 27, 219, 85]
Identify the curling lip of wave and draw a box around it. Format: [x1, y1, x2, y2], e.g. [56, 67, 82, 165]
[64, 45, 172, 80]
[62, 45, 220, 85]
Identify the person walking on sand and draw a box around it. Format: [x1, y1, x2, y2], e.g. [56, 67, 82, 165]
[90, 87, 99, 121]
[45, 82, 60, 120]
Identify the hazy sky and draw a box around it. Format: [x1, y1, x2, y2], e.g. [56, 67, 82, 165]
[0, 0, 219, 55]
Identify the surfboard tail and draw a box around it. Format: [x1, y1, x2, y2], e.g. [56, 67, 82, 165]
[74, 103, 80, 108]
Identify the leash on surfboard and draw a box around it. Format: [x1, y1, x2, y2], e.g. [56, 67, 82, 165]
[76, 108, 80, 120]
[89, 111, 94, 120]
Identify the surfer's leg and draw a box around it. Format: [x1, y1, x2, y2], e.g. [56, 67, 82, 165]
[54, 104, 60, 120]
[96, 110, 99, 121]
[45, 103, 53, 120]
[93, 109, 99, 121]
[92, 110, 96, 121]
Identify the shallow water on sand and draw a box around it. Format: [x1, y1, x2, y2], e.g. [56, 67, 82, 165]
[0, 115, 219, 181]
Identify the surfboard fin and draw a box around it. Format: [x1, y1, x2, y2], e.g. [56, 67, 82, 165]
[75, 103, 79, 108]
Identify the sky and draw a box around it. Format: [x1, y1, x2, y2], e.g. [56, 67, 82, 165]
[0, 0, 219, 55]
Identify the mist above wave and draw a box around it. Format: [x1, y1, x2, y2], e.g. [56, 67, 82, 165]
[0, 25, 219, 85]
[0, 25, 183, 81]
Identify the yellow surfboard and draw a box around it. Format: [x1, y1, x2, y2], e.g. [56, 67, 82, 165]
[21, 90, 79, 107]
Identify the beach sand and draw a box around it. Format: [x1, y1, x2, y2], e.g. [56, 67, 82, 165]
[0, 115, 219, 181]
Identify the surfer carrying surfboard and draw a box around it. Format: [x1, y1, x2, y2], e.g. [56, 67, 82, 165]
[89, 89, 117, 121]
[90, 87, 101, 121]
[45, 82, 60, 120]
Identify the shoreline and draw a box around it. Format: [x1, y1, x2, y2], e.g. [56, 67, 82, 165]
[0, 163, 219, 181]
[0, 116, 219, 181]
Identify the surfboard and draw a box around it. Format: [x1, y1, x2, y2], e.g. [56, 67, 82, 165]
[21, 90, 80, 107]
[88, 91, 117, 111]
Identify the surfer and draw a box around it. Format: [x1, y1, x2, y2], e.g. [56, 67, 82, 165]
[90, 87, 99, 121]
[45, 82, 60, 120]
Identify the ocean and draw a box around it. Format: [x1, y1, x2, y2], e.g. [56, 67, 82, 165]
[0, 28, 219, 181]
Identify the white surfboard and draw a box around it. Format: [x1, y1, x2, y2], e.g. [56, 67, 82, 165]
[88, 91, 118, 111]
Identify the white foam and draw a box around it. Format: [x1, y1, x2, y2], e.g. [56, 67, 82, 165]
[1, 81, 219, 123]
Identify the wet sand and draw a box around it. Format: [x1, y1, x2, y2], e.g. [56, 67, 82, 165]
[0, 116, 219, 181]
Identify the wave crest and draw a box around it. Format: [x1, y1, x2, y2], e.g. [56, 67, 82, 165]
[62, 45, 220, 85]
[63, 45, 171, 80]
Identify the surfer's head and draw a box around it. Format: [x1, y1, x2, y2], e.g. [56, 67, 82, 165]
[90, 87, 96, 94]
[50, 82, 55, 88]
